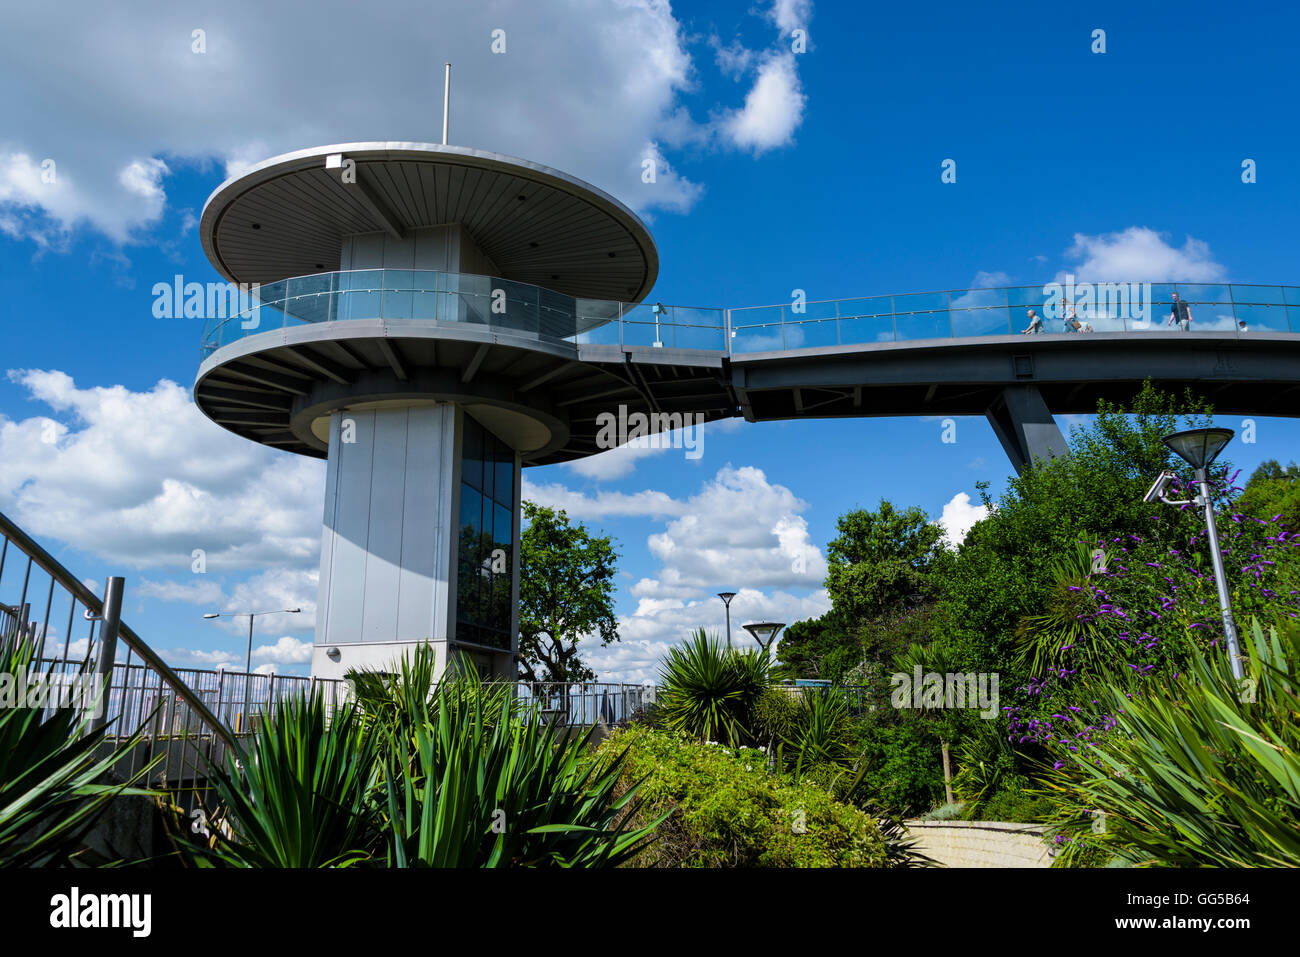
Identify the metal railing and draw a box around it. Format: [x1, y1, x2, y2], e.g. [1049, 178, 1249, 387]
[0, 510, 238, 803]
[199, 273, 1300, 363]
[514, 682, 658, 726]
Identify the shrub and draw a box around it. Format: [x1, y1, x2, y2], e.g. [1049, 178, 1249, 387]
[599, 726, 898, 867]
[657, 629, 770, 746]
[847, 716, 945, 817]
[1047, 618, 1300, 867]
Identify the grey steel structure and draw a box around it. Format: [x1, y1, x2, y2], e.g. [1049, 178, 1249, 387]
[195, 142, 1300, 680]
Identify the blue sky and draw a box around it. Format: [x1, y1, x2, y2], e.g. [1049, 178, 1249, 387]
[1, 0, 1297, 680]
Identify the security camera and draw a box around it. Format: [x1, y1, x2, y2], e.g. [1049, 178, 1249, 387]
[1143, 471, 1173, 504]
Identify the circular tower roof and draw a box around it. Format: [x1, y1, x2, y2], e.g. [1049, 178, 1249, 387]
[199, 141, 659, 302]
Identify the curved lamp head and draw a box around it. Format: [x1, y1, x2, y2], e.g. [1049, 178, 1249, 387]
[1163, 428, 1234, 471]
[742, 621, 785, 650]
[717, 592, 737, 606]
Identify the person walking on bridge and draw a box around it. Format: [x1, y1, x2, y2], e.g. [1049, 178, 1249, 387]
[1168, 292, 1193, 331]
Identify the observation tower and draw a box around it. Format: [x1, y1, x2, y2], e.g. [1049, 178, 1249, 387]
[194, 140, 717, 680]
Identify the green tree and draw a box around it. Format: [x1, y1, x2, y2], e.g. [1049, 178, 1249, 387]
[1237, 459, 1300, 529]
[518, 502, 620, 682]
[825, 500, 949, 624]
[935, 381, 1218, 685]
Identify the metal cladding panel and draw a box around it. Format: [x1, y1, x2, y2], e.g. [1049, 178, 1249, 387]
[316, 405, 457, 649]
[361, 410, 409, 642]
[322, 410, 374, 642]
[395, 406, 451, 639]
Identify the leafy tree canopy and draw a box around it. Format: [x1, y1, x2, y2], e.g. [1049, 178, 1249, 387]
[518, 502, 619, 682]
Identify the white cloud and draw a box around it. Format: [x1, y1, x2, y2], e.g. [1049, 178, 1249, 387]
[720, 52, 807, 153]
[252, 635, 313, 665]
[1057, 227, 1227, 283]
[935, 491, 988, 546]
[0, 0, 723, 245]
[766, 0, 813, 34]
[538, 463, 829, 682]
[135, 578, 226, 606]
[0, 370, 324, 571]
[592, 587, 830, 683]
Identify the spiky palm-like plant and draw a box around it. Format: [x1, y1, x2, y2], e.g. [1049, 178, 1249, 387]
[381, 670, 662, 867]
[1050, 617, 1300, 867]
[0, 638, 155, 867]
[658, 629, 770, 746]
[188, 692, 380, 868]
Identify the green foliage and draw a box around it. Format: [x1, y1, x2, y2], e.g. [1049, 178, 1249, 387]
[775, 610, 857, 680]
[598, 725, 898, 867]
[752, 687, 802, 744]
[919, 801, 965, 821]
[658, 629, 770, 746]
[1048, 618, 1300, 867]
[967, 780, 1055, 824]
[1237, 459, 1300, 530]
[182, 647, 661, 868]
[380, 669, 659, 868]
[779, 688, 855, 778]
[0, 638, 156, 867]
[519, 502, 620, 682]
[846, 716, 946, 817]
[825, 500, 950, 625]
[197, 693, 379, 868]
[1013, 542, 1111, 676]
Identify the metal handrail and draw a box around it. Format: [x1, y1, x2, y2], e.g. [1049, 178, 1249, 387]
[0, 509, 238, 754]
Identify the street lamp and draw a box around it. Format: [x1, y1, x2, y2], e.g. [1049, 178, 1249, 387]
[202, 608, 301, 673]
[717, 592, 737, 650]
[742, 621, 785, 657]
[1144, 427, 1242, 679]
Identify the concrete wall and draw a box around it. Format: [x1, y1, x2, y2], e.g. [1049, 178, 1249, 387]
[904, 820, 1054, 868]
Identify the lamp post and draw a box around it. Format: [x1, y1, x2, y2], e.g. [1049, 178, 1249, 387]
[202, 608, 301, 674]
[1143, 427, 1242, 679]
[717, 592, 737, 650]
[742, 621, 786, 657]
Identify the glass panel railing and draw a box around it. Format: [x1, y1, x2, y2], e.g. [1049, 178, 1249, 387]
[199, 274, 1298, 365]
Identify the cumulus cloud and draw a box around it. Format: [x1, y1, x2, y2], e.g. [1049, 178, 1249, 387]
[536, 463, 829, 681]
[719, 52, 807, 153]
[935, 491, 988, 547]
[766, 0, 813, 34]
[0, 369, 324, 571]
[0, 0, 761, 246]
[1057, 227, 1227, 283]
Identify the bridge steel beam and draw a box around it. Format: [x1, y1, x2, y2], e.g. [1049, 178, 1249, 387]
[985, 384, 1069, 474]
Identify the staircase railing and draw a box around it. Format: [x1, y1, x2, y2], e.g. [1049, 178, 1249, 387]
[0, 509, 240, 801]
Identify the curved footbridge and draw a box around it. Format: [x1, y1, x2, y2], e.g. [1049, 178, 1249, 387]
[192, 142, 1300, 679]
[199, 273, 1300, 475]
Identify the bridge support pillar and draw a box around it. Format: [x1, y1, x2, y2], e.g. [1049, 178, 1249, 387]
[985, 385, 1068, 474]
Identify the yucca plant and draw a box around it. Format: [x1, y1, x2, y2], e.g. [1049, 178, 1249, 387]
[187, 692, 380, 868]
[380, 670, 662, 867]
[1049, 617, 1300, 867]
[781, 687, 854, 777]
[0, 638, 156, 867]
[658, 629, 769, 746]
